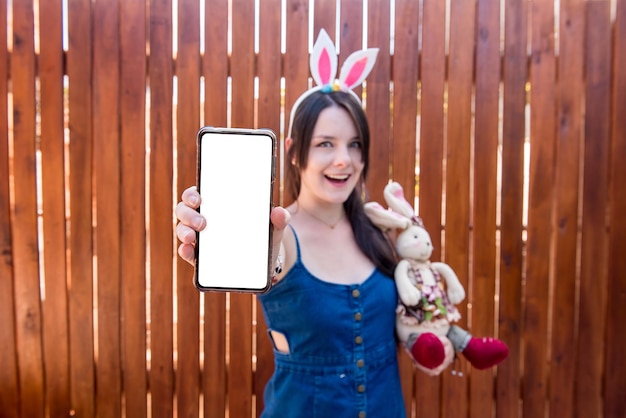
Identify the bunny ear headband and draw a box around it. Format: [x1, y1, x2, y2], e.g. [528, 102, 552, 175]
[287, 29, 379, 138]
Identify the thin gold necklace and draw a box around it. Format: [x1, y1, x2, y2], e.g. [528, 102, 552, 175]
[296, 202, 344, 229]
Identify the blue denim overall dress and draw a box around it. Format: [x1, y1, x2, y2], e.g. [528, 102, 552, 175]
[257, 227, 407, 418]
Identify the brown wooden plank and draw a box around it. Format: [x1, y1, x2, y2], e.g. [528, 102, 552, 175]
[471, 0, 501, 414]
[149, 0, 175, 416]
[605, 1, 626, 416]
[202, 3, 228, 417]
[414, 0, 446, 415]
[119, 0, 148, 416]
[66, 0, 96, 415]
[38, 0, 71, 416]
[92, 0, 122, 415]
[391, 0, 419, 195]
[229, 3, 257, 416]
[496, 0, 527, 415]
[314, 0, 336, 41]
[338, 0, 363, 98]
[10, 0, 45, 415]
[256, 2, 283, 415]
[389, 2, 420, 413]
[576, 2, 611, 417]
[548, 0, 584, 416]
[283, 0, 309, 161]
[0, 0, 19, 415]
[365, 0, 391, 206]
[175, 0, 202, 417]
[523, 0, 557, 416]
[442, 0, 475, 416]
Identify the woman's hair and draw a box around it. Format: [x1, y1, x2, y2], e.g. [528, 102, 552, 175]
[286, 90, 397, 277]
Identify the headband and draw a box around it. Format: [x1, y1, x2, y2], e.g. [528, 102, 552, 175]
[287, 29, 379, 138]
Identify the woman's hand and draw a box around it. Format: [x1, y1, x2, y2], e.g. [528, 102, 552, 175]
[175, 186, 291, 266]
[175, 186, 206, 264]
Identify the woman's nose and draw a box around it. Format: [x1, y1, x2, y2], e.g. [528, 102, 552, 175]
[333, 145, 351, 165]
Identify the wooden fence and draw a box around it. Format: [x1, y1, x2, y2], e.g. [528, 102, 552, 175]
[1, 0, 625, 417]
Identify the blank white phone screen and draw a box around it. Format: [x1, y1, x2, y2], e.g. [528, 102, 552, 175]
[196, 130, 274, 292]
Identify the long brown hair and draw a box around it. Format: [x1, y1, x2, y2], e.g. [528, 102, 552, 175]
[285, 91, 397, 277]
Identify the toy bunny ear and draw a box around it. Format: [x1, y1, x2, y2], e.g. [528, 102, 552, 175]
[383, 182, 415, 219]
[310, 29, 338, 87]
[338, 48, 379, 90]
[364, 201, 411, 231]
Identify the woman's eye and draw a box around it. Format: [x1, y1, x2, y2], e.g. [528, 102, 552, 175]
[349, 140, 362, 148]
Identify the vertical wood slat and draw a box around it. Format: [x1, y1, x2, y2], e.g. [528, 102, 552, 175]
[338, 0, 363, 98]
[497, 0, 527, 415]
[415, 0, 447, 416]
[390, 0, 421, 413]
[93, 0, 122, 415]
[471, 0, 501, 415]
[10, 0, 45, 416]
[366, 0, 391, 206]
[200, 5, 228, 418]
[67, 0, 95, 415]
[0, 0, 20, 415]
[229, 2, 257, 417]
[549, 0, 584, 416]
[149, 0, 174, 416]
[201, 2, 228, 417]
[391, 0, 420, 193]
[283, 0, 309, 176]
[576, 2, 612, 417]
[442, 0, 475, 416]
[605, 1, 626, 416]
[256, 3, 283, 415]
[524, 0, 557, 416]
[38, 0, 70, 416]
[176, 0, 201, 417]
[120, 0, 148, 417]
[314, 1, 336, 44]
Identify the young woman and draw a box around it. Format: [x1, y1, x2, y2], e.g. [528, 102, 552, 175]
[176, 90, 453, 418]
[175, 30, 453, 418]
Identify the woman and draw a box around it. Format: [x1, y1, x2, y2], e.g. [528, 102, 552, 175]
[176, 30, 453, 418]
[177, 91, 453, 417]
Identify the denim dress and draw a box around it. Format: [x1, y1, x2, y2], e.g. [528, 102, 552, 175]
[257, 228, 407, 418]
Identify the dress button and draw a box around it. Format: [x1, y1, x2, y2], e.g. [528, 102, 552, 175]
[357, 384, 366, 393]
[359, 412, 366, 418]
[352, 289, 360, 298]
[357, 359, 364, 368]
[355, 336, 363, 344]
[354, 312, 362, 321]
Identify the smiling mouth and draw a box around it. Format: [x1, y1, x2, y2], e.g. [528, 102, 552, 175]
[325, 174, 350, 184]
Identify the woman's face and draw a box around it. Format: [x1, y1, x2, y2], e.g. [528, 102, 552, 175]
[297, 105, 364, 204]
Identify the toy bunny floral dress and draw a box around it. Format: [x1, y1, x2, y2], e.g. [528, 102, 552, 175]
[258, 227, 407, 418]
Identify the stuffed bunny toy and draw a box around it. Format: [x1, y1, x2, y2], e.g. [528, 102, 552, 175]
[364, 181, 509, 372]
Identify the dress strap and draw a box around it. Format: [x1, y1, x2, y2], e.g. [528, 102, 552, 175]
[288, 224, 302, 260]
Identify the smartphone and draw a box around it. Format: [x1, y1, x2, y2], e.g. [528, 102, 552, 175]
[195, 127, 277, 293]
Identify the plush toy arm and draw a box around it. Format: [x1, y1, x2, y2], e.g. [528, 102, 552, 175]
[395, 259, 421, 306]
[431, 262, 465, 304]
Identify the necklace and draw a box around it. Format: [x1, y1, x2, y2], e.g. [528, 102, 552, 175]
[296, 202, 344, 229]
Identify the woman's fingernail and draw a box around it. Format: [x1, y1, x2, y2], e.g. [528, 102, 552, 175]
[193, 216, 205, 230]
[189, 195, 199, 206]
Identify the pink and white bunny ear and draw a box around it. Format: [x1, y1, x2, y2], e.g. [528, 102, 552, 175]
[310, 29, 338, 87]
[364, 201, 411, 232]
[383, 182, 416, 219]
[338, 48, 379, 90]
